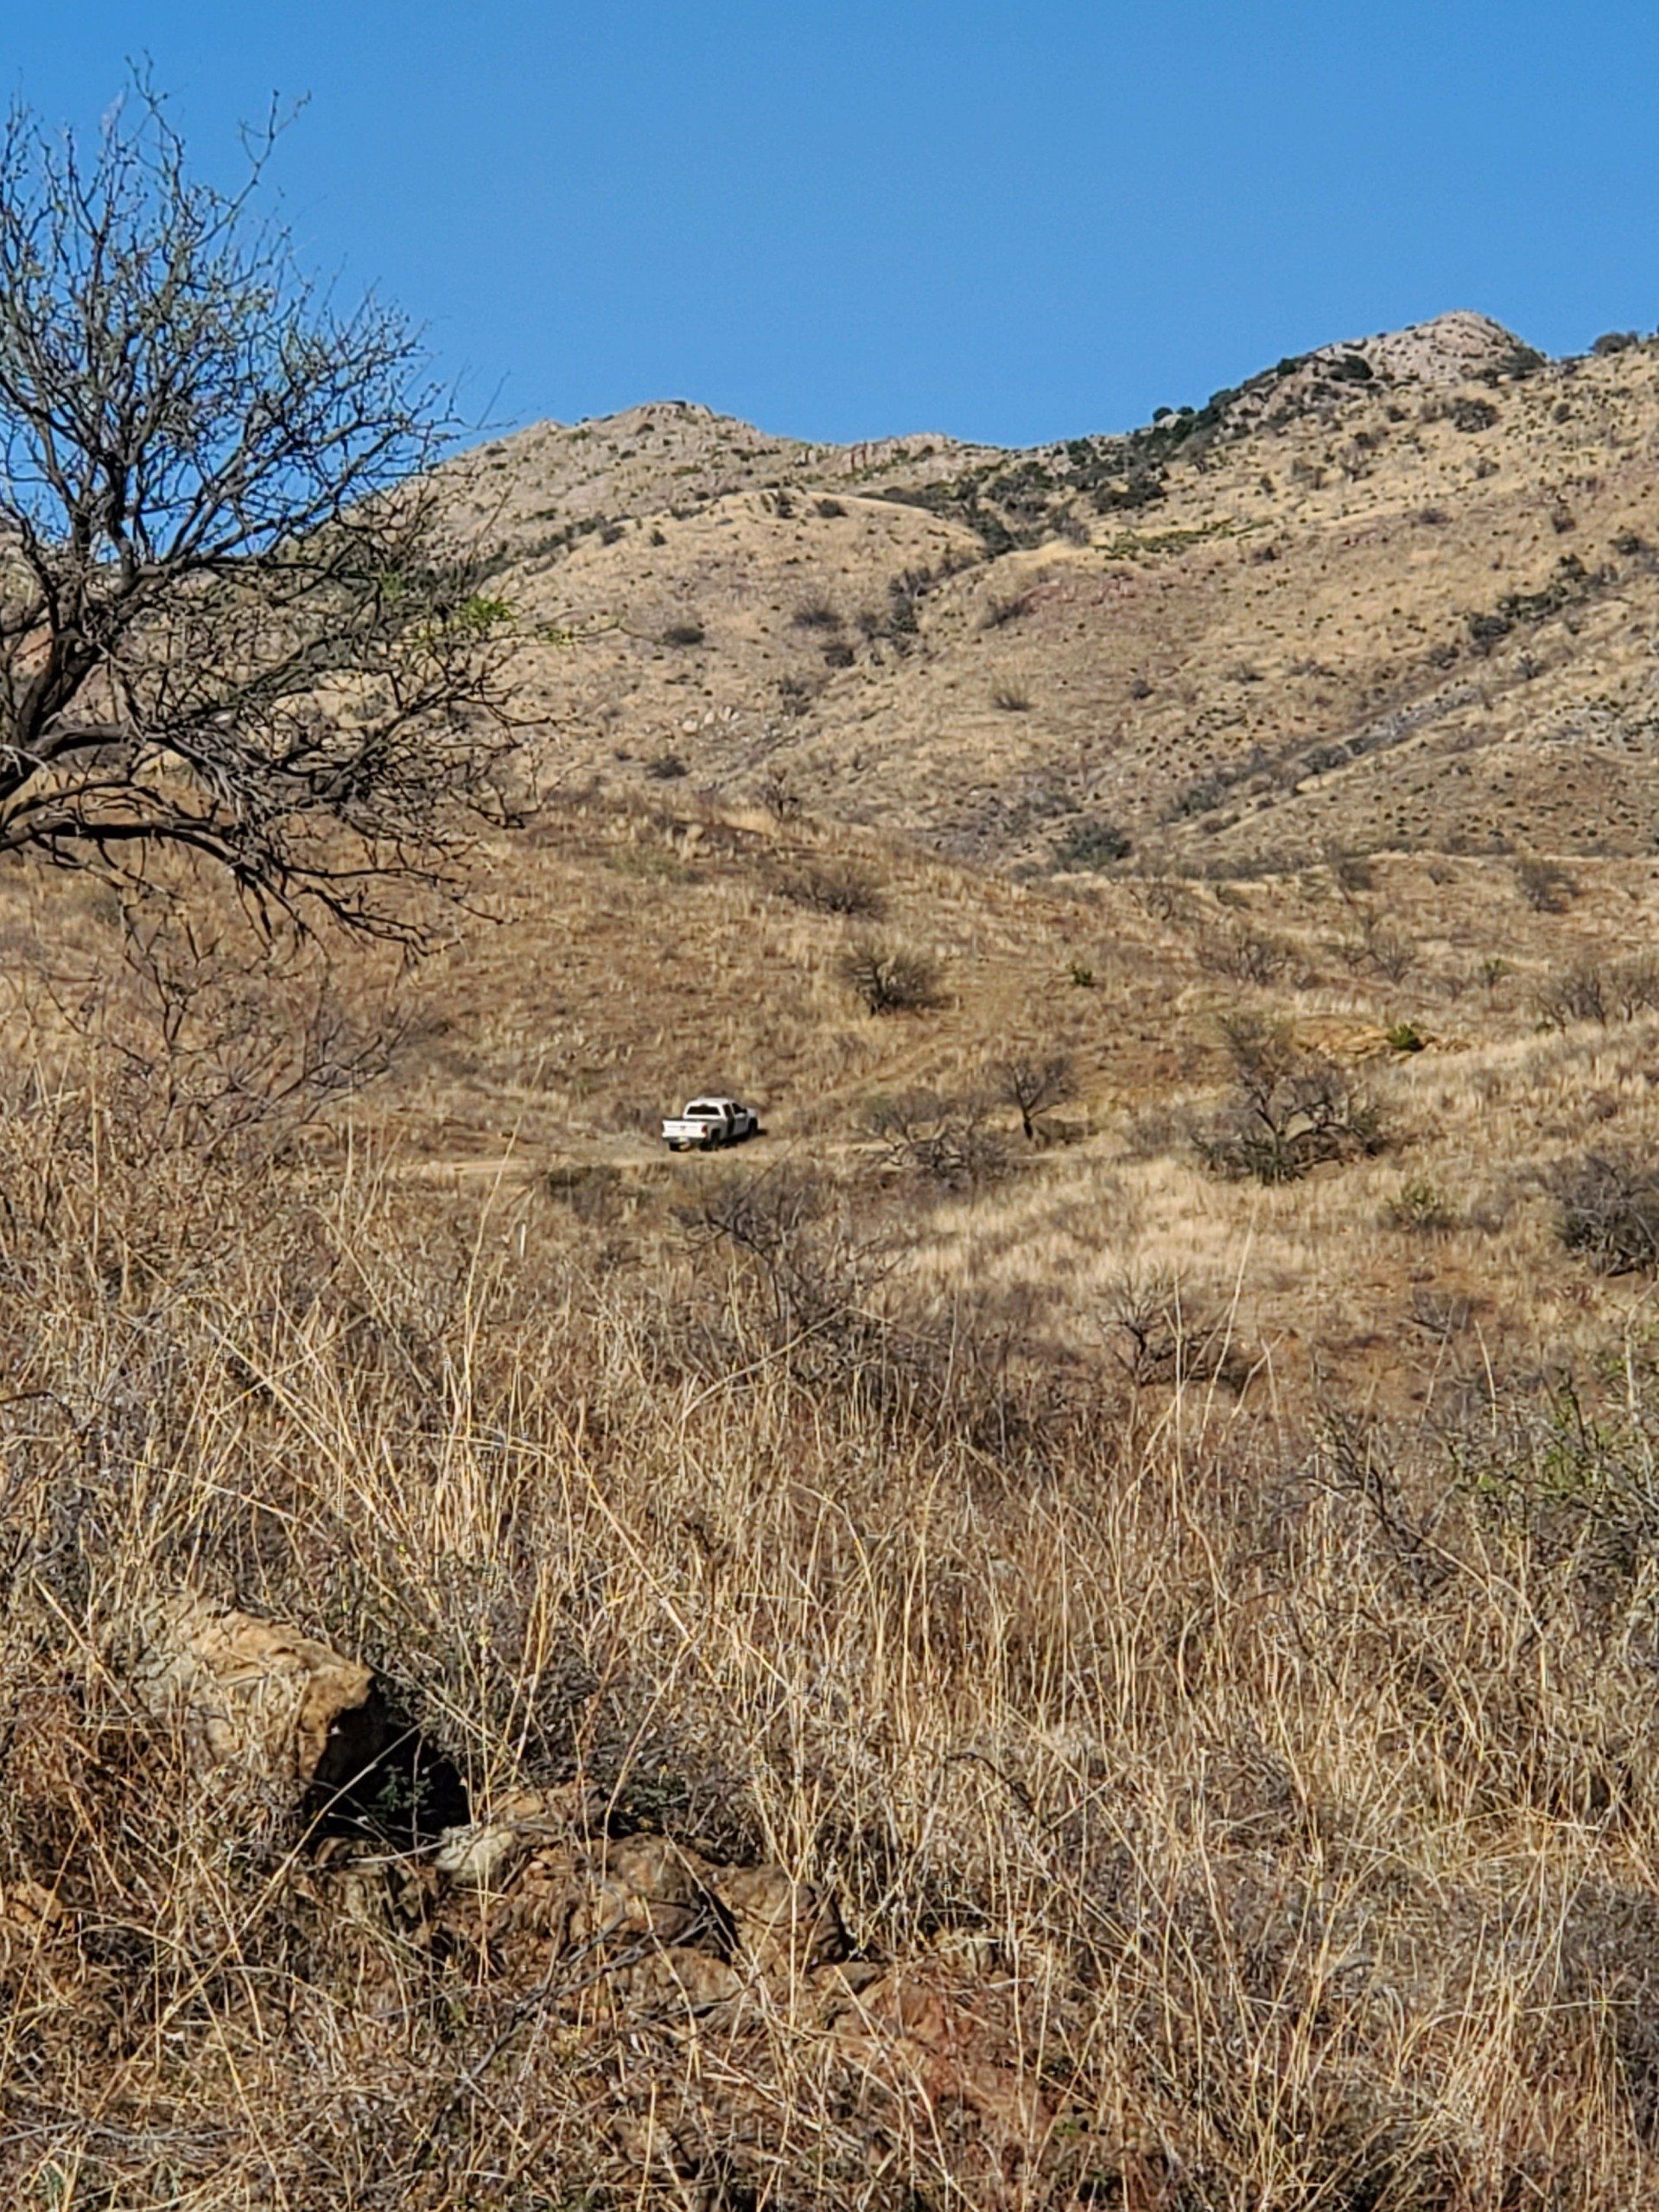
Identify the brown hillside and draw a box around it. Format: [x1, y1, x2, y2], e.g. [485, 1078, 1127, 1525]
[439, 315, 1659, 875]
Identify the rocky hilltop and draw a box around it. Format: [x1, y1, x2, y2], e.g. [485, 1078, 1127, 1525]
[432, 314, 1659, 874]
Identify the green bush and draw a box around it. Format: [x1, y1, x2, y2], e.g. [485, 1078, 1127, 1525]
[1386, 1179, 1455, 1233]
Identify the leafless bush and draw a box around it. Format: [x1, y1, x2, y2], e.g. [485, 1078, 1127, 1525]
[989, 680, 1032, 712]
[838, 933, 941, 1014]
[1537, 956, 1659, 1028]
[1132, 878, 1201, 927]
[862, 1089, 1008, 1189]
[39, 903, 394, 1161]
[1338, 910, 1417, 982]
[756, 771, 803, 822]
[1196, 1014, 1387, 1183]
[1103, 1266, 1245, 1387]
[1548, 1150, 1659, 1274]
[1194, 922, 1299, 985]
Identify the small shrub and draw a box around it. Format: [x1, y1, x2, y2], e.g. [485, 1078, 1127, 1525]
[1195, 924, 1297, 986]
[1592, 330, 1641, 355]
[1103, 1266, 1245, 1389]
[1054, 819, 1132, 870]
[1331, 849, 1376, 893]
[814, 496, 845, 518]
[1516, 855, 1574, 912]
[1367, 928, 1418, 983]
[776, 673, 818, 717]
[1385, 1022, 1427, 1054]
[757, 772, 802, 823]
[822, 640, 855, 668]
[644, 753, 689, 781]
[1537, 955, 1659, 1028]
[661, 621, 705, 647]
[776, 861, 885, 918]
[990, 680, 1032, 713]
[1386, 1178, 1455, 1233]
[792, 598, 842, 631]
[861, 1089, 1007, 1188]
[1068, 959, 1096, 988]
[1450, 397, 1499, 433]
[1340, 916, 1416, 982]
[990, 1051, 1077, 1141]
[981, 590, 1033, 630]
[1550, 1151, 1659, 1274]
[839, 934, 941, 1015]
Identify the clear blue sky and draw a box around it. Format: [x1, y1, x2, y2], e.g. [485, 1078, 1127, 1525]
[13, 3, 1659, 448]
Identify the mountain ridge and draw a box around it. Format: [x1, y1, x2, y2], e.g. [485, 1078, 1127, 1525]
[427, 312, 1659, 875]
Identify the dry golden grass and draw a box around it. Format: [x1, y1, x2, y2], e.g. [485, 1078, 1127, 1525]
[7, 803, 1659, 2203]
[8, 1011, 1659, 2207]
[16, 313, 1659, 2204]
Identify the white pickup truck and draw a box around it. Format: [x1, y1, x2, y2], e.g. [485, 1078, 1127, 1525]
[661, 1097, 760, 1152]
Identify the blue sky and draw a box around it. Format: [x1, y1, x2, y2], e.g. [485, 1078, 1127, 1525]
[12, 3, 1659, 447]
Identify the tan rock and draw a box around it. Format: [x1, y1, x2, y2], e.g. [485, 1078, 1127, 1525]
[824, 1961, 1052, 2145]
[718, 1861, 847, 1973]
[568, 1834, 728, 1951]
[433, 1785, 575, 1891]
[607, 1942, 746, 2014]
[127, 1592, 372, 1784]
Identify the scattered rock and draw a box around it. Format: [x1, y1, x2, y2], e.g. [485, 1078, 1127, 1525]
[106, 1603, 1090, 2191]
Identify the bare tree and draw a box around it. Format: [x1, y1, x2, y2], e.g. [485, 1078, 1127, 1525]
[1195, 1013, 1385, 1184]
[992, 1049, 1076, 1141]
[0, 79, 522, 941]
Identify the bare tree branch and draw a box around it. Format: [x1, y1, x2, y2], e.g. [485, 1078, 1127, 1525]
[0, 75, 527, 942]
